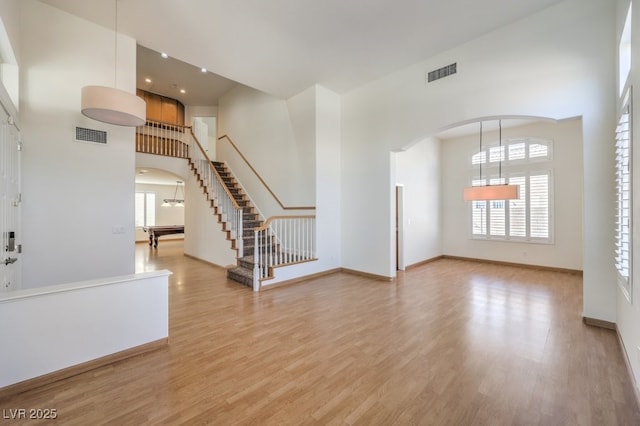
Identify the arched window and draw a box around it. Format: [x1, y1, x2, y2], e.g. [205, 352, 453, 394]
[470, 138, 553, 243]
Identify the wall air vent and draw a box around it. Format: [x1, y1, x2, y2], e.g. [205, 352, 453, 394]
[427, 62, 457, 83]
[75, 126, 107, 145]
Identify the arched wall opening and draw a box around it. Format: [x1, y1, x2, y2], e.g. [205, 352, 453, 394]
[392, 115, 583, 273]
[134, 167, 186, 244]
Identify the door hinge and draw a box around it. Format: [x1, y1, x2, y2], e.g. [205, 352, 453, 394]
[17, 141, 22, 151]
[8, 115, 14, 125]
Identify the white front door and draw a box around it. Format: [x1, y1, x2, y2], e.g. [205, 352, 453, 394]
[0, 104, 21, 292]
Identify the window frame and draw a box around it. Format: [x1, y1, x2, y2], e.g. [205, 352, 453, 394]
[135, 191, 156, 228]
[615, 86, 633, 303]
[469, 137, 554, 244]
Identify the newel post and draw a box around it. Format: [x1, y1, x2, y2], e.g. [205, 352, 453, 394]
[252, 230, 260, 292]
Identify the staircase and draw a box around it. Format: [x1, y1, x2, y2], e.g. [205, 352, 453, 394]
[210, 162, 267, 287]
[141, 124, 316, 290]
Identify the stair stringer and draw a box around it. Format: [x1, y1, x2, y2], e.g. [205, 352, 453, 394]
[186, 159, 243, 261]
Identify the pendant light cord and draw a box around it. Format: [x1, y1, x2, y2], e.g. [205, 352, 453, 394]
[479, 121, 483, 185]
[498, 119, 502, 184]
[478, 121, 482, 184]
[114, 0, 118, 87]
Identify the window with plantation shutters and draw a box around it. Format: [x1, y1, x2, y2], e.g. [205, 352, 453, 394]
[615, 88, 632, 301]
[470, 137, 553, 243]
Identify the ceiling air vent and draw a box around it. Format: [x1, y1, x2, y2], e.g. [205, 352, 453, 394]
[75, 126, 107, 145]
[427, 62, 457, 83]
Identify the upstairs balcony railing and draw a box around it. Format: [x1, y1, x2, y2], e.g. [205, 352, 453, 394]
[136, 120, 189, 158]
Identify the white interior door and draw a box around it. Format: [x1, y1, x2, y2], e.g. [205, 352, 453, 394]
[0, 105, 21, 292]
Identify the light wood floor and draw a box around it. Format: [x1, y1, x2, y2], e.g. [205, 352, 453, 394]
[2, 241, 639, 425]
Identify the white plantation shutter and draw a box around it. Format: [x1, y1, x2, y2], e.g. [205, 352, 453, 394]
[471, 179, 487, 235]
[472, 151, 486, 165]
[528, 142, 549, 159]
[615, 94, 632, 298]
[490, 200, 506, 236]
[508, 143, 525, 160]
[489, 146, 505, 163]
[469, 137, 552, 243]
[489, 178, 506, 236]
[508, 176, 526, 237]
[529, 174, 549, 239]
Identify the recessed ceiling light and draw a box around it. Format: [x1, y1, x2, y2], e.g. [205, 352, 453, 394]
[160, 52, 168, 59]
[145, 78, 152, 83]
[201, 68, 207, 73]
[180, 89, 186, 94]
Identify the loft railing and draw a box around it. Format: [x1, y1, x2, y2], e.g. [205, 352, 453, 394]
[187, 129, 244, 257]
[136, 120, 189, 158]
[253, 215, 316, 291]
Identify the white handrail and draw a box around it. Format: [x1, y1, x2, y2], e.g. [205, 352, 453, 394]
[135, 120, 245, 258]
[136, 123, 319, 288]
[187, 129, 244, 257]
[253, 215, 316, 291]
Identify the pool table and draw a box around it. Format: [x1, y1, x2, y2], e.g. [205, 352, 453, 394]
[143, 225, 184, 248]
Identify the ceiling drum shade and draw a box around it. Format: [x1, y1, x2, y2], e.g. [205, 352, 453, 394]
[80, 0, 146, 127]
[463, 184, 519, 201]
[81, 85, 146, 127]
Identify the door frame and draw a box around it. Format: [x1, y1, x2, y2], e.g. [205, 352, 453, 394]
[396, 184, 405, 271]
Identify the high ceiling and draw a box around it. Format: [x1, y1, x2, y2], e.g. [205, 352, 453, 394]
[40, 0, 565, 102]
[136, 45, 237, 107]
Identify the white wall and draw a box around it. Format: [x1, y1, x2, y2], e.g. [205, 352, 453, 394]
[19, 0, 138, 288]
[185, 105, 217, 126]
[135, 152, 234, 265]
[0, 270, 170, 388]
[0, 0, 19, 112]
[616, 0, 640, 398]
[0, 0, 19, 66]
[441, 119, 583, 270]
[260, 85, 342, 287]
[341, 0, 615, 319]
[187, 107, 217, 159]
[394, 137, 441, 268]
[217, 84, 315, 217]
[216, 84, 342, 287]
[183, 172, 237, 268]
[314, 86, 342, 272]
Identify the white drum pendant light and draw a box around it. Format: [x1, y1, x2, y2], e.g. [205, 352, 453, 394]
[81, 0, 146, 127]
[81, 85, 145, 126]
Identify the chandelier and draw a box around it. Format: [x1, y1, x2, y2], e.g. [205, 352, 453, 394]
[163, 181, 184, 207]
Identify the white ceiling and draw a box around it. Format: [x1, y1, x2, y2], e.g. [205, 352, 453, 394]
[135, 168, 182, 186]
[40, 0, 565, 100]
[136, 45, 236, 107]
[435, 117, 556, 140]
